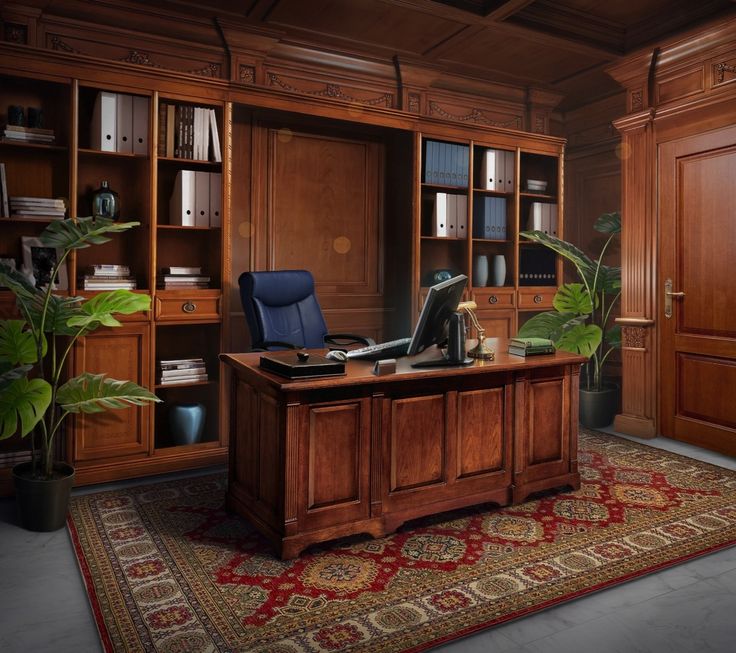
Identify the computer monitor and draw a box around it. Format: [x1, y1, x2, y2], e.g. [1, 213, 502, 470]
[407, 274, 470, 366]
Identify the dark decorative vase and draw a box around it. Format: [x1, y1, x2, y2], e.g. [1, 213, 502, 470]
[13, 461, 75, 532]
[169, 403, 206, 445]
[579, 383, 620, 429]
[91, 180, 120, 220]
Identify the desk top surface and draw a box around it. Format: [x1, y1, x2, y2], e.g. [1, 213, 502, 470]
[221, 338, 586, 392]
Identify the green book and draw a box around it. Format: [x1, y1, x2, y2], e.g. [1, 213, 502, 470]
[508, 345, 555, 357]
[509, 337, 555, 349]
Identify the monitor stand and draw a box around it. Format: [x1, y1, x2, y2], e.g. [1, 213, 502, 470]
[411, 316, 473, 368]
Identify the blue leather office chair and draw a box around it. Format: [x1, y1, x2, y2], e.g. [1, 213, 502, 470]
[238, 270, 375, 350]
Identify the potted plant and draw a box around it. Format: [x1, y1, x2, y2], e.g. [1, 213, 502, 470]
[518, 211, 621, 427]
[0, 217, 160, 531]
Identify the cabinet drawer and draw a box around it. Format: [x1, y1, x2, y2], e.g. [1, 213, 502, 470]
[517, 288, 555, 310]
[155, 293, 221, 322]
[472, 288, 515, 309]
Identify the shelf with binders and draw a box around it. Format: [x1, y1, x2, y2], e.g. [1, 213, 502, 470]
[421, 138, 470, 190]
[472, 144, 516, 196]
[420, 189, 469, 240]
[77, 85, 152, 155]
[156, 163, 222, 229]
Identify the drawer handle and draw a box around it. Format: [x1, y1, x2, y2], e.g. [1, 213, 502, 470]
[533, 294, 543, 304]
[488, 295, 498, 304]
[182, 301, 197, 313]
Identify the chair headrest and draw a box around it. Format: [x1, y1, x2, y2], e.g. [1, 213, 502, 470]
[239, 270, 315, 306]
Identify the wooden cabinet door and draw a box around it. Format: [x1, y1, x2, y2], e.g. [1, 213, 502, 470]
[381, 392, 452, 512]
[71, 323, 152, 462]
[659, 127, 736, 456]
[474, 308, 516, 339]
[514, 367, 573, 493]
[297, 397, 371, 531]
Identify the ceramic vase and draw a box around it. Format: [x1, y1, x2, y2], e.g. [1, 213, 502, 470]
[492, 254, 506, 286]
[473, 255, 489, 287]
[169, 403, 206, 445]
[92, 180, 120, 220]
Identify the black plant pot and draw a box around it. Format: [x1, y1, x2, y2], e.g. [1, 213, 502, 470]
[579, 384, 620, 429]
[13, 461, 75, 532]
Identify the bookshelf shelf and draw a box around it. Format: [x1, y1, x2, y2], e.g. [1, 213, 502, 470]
[0, 140, 67, 152]
[156, 224, 220, 231]
[520, 191, 556, 200]
[78, 147, 148, 159]
[154, 380, 216, 390]
[2, 215, 64, 223]
[157, 156, 221, 167]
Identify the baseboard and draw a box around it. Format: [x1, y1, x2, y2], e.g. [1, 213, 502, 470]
[614, 413, 657, 438]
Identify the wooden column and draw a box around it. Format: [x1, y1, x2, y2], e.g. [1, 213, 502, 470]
[612, 109, 657, 437]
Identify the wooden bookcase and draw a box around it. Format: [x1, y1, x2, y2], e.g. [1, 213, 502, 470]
[415, 132, 564, 339]
[0, 69, 229, 491]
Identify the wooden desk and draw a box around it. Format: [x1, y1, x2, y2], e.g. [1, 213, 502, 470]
[220, 340, 584, 559]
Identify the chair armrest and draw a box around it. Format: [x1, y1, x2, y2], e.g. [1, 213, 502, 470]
[325, 333, 376, 348]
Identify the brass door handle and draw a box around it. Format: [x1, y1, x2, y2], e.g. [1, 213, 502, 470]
[664, 278, 685, 319]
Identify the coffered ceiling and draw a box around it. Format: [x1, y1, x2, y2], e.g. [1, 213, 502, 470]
[106, 0, 736, 111]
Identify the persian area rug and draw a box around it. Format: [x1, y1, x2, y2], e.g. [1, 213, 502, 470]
[68, 431, 736, 653]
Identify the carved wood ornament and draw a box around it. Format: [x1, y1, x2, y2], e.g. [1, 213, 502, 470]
[267, 73, 394, 107]
[714, 61, 736, 85]
[622, 326, 647, 349]
[428, 101, 520, 129]
[4, 23, 28, 44]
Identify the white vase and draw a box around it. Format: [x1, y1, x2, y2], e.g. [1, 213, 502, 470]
[473, 255, 489, 287]
[492, 254, 506, 286]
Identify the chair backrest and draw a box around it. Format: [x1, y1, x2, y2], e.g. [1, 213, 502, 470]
[238, 270, 329, 349]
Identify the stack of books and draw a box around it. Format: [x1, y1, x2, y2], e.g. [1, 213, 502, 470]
[2, 125, 55, 144]
[508, 337, 556, 357]
[158, 358, 208, 385]
[81, 264, 137, 290]
[10, 196, 66, 219]
[159, 266, 210, 289]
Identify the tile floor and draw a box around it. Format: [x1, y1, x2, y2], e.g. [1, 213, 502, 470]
[1, 431, 735, 653]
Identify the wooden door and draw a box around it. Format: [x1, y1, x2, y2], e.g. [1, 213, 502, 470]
[659, 128, 736, 456]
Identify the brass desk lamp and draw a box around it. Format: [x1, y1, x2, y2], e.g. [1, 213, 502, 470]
[457, 301, 495, 360]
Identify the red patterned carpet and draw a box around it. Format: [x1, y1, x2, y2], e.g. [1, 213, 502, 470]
[68, 431, 736, 652]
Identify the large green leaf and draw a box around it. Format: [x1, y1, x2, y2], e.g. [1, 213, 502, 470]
[0, 377, 52, 439]
[518, 311, 580, 341]
[553, 283, 593, 316]
[556, 323, 602, 358]
[67, 290, 151, 330]
[606, 324, 622, 349]
[594, 211, 621, 234]
[40, 217, 140, 251]
[0, 364, 32, 393]
[26, 293, 85, 336]
[57, 372, 160, 414]
[0, 262, 39, 301]
[0, 320, 39, 365]
[596, 263, 621, 293]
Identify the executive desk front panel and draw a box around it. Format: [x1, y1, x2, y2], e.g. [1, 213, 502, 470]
[222, 349, 582, 558]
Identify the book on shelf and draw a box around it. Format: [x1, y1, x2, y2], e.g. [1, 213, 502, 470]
[0, 163, 8, 217]
[86, 264, 131, 276]
[161, 266, 202, 275]
[81, 280, 137, 290]
[9, 196, 66, 219]
[159, 357, 205, 369]
[158, 357, 208, 384]
[2, 125, 55, 144]
[423, 140, 468, 187]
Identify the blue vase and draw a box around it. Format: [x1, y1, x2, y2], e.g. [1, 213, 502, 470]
[169, 403, 206, 445]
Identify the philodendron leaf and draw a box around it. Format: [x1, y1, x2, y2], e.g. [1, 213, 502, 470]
[606, 324, 622, 349]
[0, 377, 52, 439]
[0, 262, 39, 301]
[26, 293, 85, 336]
[57, 372, 160, 414]
[0, 320, 39, 365]
[556, 323, 602, 358]
[40, 217, 140, 251]
[518, 311, 579, 342]
[553, 283, 594, 316]
[67, 290, 151, 330]
[597, 264, 621, 294]
[594, 211, 621, 234]
[0, 364, 32, 393]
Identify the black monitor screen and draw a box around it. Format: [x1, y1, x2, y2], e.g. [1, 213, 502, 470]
[407, 274, 467, 356]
